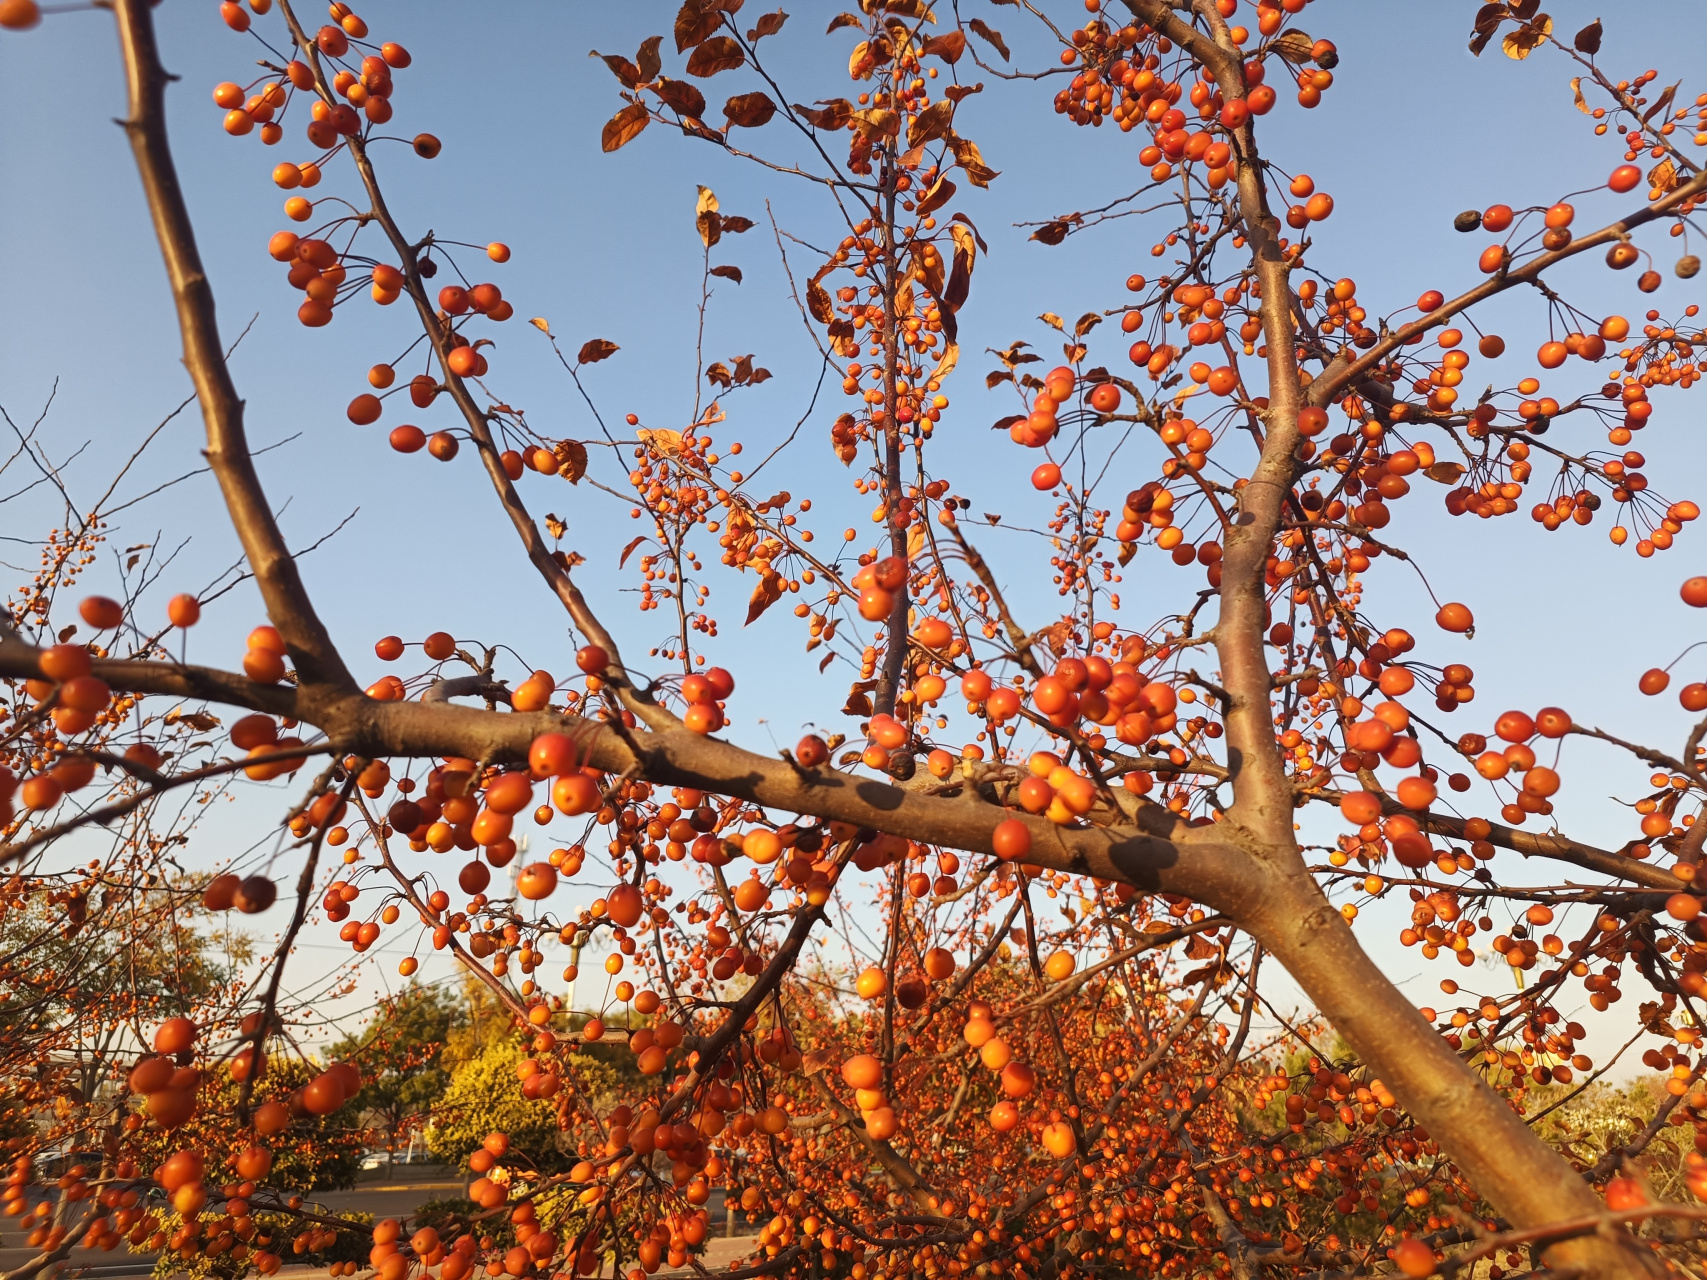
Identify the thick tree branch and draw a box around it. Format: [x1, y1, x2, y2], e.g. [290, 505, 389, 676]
[112, 0, 355, 694]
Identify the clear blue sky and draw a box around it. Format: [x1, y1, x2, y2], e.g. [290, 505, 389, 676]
[4, 2, 1704, 1059]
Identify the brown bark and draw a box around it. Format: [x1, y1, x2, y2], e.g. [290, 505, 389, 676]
[1115, 3, 1662, 1274]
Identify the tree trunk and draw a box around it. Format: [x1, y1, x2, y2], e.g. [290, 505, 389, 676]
[1247, 868, 1659, 1278]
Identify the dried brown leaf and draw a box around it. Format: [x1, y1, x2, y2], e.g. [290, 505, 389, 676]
[943, 82, 981, 103]
[1649, 158, 1679, 194]
[852, 107, 899, 139]
[915, 173, 956, 219]
[946, 134, 997, 187]
[826, 11, 862, 33]
[724, 90, 777, 128]
[1030, 220, 1070, 246]
[747, 9, 787, 39]
[1570, 77, 1589, 113]
[795, 100, 851, 133]
[577, 337, 621, 364]
[746, 570, 785, 625]
[686, 35, 744, 76]
[636, 34, 663, 83]
[1424, 461, 1466, 485]
[719, 215, 755, 233]
[807, 279, 834, 324]
[674, 0, 722, 52]
[1573, 17, 1601, 53]
[966, 18, 1008, 60]
[1468, 2, 1505, 56]
[1268, 29, 1314, 62]
[592, 50, 642, 89]
[944, 223, 976, 311]
[600, 103, 650, 152]
[544, 513, 567, 540]
[1642, 80, 1679, 125]
[554, 440, 588, 483]
[921, 30, 965, 63]
[654, 77, 707, 117]
[710, 264, 743, 284]
[907, 98, 954, 148]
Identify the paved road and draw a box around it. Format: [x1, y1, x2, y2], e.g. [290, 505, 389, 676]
[0, 1171, 468, 1278]
[0, 1171, 753, 1277]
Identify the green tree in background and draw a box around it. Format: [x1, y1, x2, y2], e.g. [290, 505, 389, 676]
[426, 1036, 614, 1174]
[328, 983, 464, 1157]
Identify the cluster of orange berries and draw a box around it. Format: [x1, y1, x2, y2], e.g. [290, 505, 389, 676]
[213, 6, 408, 150]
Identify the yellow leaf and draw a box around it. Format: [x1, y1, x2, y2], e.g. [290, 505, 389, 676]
[1501, 15, 1551, 59]
[1569, 76, 1589, 113]
[530, 317, 551, 333]
[696, 185, 721, 249]
[637, 427, 686, 458]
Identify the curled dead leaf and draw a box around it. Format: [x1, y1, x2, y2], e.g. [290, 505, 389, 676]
[591, 50, 642, 89]
[553, 440, 589, 484]
[747, 9, 787, 40]
[794, 98, 853, 130]
[577, 338, 620, 364]
[1268, 29, 1314, 62]
[966, 18, 1007, 60]
[920, 30, 964, 63]
[1424, 461, 1466, 485]
[807, 278, 833, 324]
[907, 99, 954, 148]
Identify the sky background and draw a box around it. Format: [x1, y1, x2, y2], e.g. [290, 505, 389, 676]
[4, 1, 1705, 1073]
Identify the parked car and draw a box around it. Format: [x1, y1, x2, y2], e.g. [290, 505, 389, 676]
[358, 1147, 428, 1170]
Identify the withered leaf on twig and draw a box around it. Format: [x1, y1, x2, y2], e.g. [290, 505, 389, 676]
[654, 78, 707, 118]
[600, 103, 649, 152]
[591, 50, 642, 89]
[636, 35, 663, 82]
[1500, 14, 1552, 60]
[686, 35, 744, 77]
[747, 9, 787, 40]
[553, 440, 588, 484]
[920, 31, 964, 63]
[967, 18, 1008, 60]
[674, 0, 722, 52]
[577, 338, 620, 364]
[724, 91, 778, 128]
[794, 98, 853, 130]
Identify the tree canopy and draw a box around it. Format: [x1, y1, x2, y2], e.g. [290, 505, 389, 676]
[3, 2, 1707, 1279]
